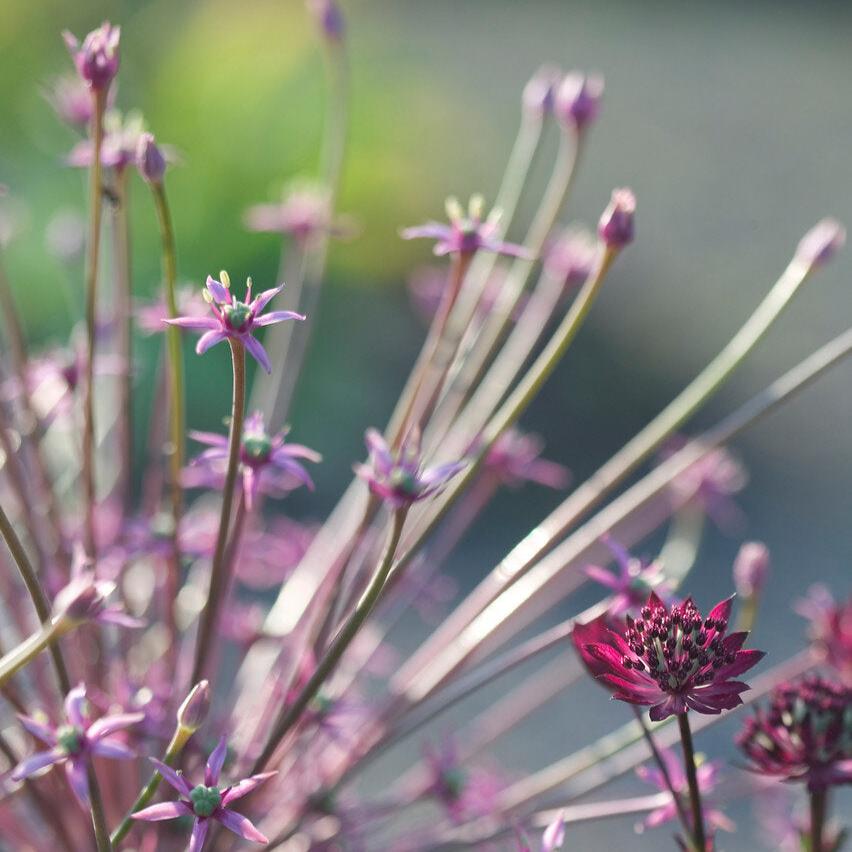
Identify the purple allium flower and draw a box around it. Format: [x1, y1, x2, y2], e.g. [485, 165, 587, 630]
[573, 593, 765, 721]
[543, 225, 598, 291]
[732, 541, 770, 598]
[795, 585, 852, 685]
[306, 0, 345, 42]
[555, 71, 604, 131]
[244, 184, 354, 245]
[136, 284, 209, 335]
[582, 537, 670, 617]
[483, 428, 570, 490]
[12, 684, 143, 807]
[52, 545, 142, 628]
[422, 738, 504, 824]
[62, 22, 120, 92]
[794, 218, 846, 270]
[185, 411, 320, 509]
[635, 748, 733, 834]
[354, 428, 465, 509]
[136, 131, 167, 184]
[736, 676, 852, 792]
[598, 188, 636, 248]
[232, 516, 317, 589]
[44, 74, 106, 129]
[522, 65, 563, 118]
[402, 195, 529, 259]
[132, 736, 276, 848]
[165, 272, 304, 372]
[67, 110, 148, 172]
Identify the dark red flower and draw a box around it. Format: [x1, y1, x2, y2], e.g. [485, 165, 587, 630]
[573, 593, 764, 721]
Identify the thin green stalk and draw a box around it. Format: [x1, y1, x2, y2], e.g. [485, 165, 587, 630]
[677, 713, 706, 851]
[0, 502, 70, 693]
[252, 509, 407, 773]
[82, 88, 107, 561]
[190, 339, 246, 684]
[150, 181, 184, 655]
[810, 788, 827, 852]
[110, 726, 193, 846]
[86, 762, 112, 852]
[0, 617, 72, 687]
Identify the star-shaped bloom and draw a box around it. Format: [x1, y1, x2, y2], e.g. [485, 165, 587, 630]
[12, 684, 143, 807]
[402, 195, 529, 259]
[573, 593, 764, 721]
[184, 411, 320, 509]
[484, 428, 570, 490]
[354, 428, 465, 509]
[62, 22, 120, 92]
[164, 272, 304, 372]
[132, 736, 276, 849]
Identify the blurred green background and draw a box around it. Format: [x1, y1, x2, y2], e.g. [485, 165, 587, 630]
[1, 1, 851, 847]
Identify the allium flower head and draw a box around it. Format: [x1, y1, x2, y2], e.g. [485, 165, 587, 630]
[736, 676, 852, 792]
[598, 188, 635, 248]
[165, 271, 305, 372]
[543, 225, 598, 291]
[132, 736, 276, 847]
[402, 195, 529, 259]
[13, 684, 143, 806]
[185, 411, 320, 509]
[573, 593, 765, 721]
[555, 71, 604, 131]
[62, 22, 120, 92]
[67, 109, 149, 171]
[244, 183, 354, 245]
[44, 74, 105, 129]
[483, 428, 570, 490]
[795, 585, 852, 685]
[582, 537, 670, 617]
[635, 747, 733, 834]
[136, 283, 209, 335]
[354, 428, 465, 509]
[522, 65, 563, 118]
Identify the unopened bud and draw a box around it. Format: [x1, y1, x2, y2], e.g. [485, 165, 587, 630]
[306, 0, 345, 42]
[733, 542, 770, 598]
[523, 65, 562, 118]
[136, 133, 166, 184]
[177, 680, 210, 732]
[555, 71, 604, 131]
[598, 188, 635, 249]
[795, 218, 845, 270]
[62, 22, 121, 92]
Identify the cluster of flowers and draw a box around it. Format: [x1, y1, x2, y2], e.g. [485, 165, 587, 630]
[0, 6, 849, 852]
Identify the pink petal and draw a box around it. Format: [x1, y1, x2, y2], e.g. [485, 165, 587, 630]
[707, 595, 735, 625]
[250, 284, 284, 314]
[216, 808, 268, 843]
[221, 771, 277, 806]
[243, 334, 272, 373]
[150, 758, 193, 797]
[66, 759, 89, 807]
[87, 711, 144, 740]
[400, 222, 451, 242]
[189, 818, 210, 852]
[205, 736, 228, 786]
[206, 276, 230, 304]
[196, 329, 227, 355]
[64, 684, 88, 727]
[189, 430, 230, 448]
[164, 316, 218, 330]
[91, 738, 135, 760]
[12, 748, 65, 780]
[253, 309, 305, 327]
[132, 800, 192, 822]
[17, 715, 57, 746]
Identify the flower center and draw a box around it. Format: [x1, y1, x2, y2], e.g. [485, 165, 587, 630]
[389, 467, 419, 496]
[57, 725, 84, 755]
[223, 302, 252, 332]
[441, 767, 467, 800]
[241, 434, 273, 465]
[189, 785, 221, 818]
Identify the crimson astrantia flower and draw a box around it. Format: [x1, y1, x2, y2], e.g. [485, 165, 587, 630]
[184, 411, 320, 509]
[12, 684, 143, 807]
[573, 593, 765, 721]
[736, 676, 852, 792]
[62, 22, 120, 92]
[354, 428, 465, 509]
[582, 537, 670, 618]
[165, 272, 304, 372]
[795, 585, 852, 685]
[132, 736, 276, 848]
[635, 747, 733, 834]
[401, 195, 529, 259]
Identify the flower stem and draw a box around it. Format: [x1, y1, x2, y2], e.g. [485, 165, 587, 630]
[677, 713, 706, 851]
[0, 617, 72, 688]
[810, 787, 827, 852]
[110, 725, 192, 847]
[81, 88, 107, 561]
[0, 502, 70, 693]
[150, 180, 184, 657]
[86, 762, 112, 852]
[252, 508, 407, 773]
[190, 338, 246, 684]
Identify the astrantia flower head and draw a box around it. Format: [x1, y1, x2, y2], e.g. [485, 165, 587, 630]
[354, 428, 465, 509]
[402, 195, 529, 259]
[164, 271, 305, 372]
[13, 684, 143, 806]
[185, 411, 320, 509]
[736, 676, 852, 792]
[132, 736, 276, 848]
[582, 537, 670, 617]
[573, 593, 765, 721]
[555, 71, 604, 131]
[62, 22, 120, 92]
[795, 585, 852, 685]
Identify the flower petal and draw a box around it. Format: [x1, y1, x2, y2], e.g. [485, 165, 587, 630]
[164, 316, 218, 330]
[17, 715, 58, 746]
[65, 758, 90, 807]
[87, 711, 144, 740]
[243, 335, 272, 373]
[206, 276, 230, 304]
[150, 758, 193, 797]
[12, 748, 65, 780]
[216, 808, 268, 843]
[91, 737, 135, 760]
[189, 430, 230, 448]
[205, 736, 228, 786]
[132, 801, 192, 822]
[196, 329, 227, 355]
[250, 284, 284, 314]
[64, 684, 88, 727]
[253, 310, 305, 327]
[189, 818, 210, 852]
[221, 771, 277, 806]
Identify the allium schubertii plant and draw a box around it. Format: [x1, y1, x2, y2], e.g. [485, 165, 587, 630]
[0, 7, 850, 851]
